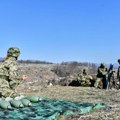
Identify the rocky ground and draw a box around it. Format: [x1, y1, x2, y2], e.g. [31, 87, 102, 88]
[16, 63, 120, 120]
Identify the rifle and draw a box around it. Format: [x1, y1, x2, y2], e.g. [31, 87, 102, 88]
[107, 64, 115, 89]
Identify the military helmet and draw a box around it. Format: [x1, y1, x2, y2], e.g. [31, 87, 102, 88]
[118, 59, 120, 63]
[83, 68, 87, 72]
[7, 47, 20, 57]
[83, 68, 88, 75]
[100, 63, 106, 68]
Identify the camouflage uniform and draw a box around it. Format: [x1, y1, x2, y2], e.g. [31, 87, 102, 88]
[107, 64, 115, 89]
[94, 63, 108, 89]
[0, 47, 21, 98]
[77, 69, 92, 86]
[117, 59, 120, 89]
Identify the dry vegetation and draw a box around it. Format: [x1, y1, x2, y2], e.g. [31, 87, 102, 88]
[16, 62, 120, 120]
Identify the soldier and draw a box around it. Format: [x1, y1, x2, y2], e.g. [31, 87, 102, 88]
[77, 68, 92, 87]
[0, 47, 28, 98]
[107, 64, 115, 89]
[117, 59, 120, 89]
[94, 63, 108, 89]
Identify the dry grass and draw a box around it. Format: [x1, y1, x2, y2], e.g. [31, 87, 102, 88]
[17, 85, 120, 120]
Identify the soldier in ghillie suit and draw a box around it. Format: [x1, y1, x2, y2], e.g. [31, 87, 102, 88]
[0, 47, 28, 98]
[94, 63, 108, 89]
[77, 69, 93, 87]
[117, 59, 120, 89]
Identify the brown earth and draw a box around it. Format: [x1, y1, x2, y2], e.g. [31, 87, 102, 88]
[16, 63, 120, 120]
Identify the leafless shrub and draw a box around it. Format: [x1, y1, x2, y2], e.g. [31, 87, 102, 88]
[52, 61, 97, 77]
[18, 59, 53, 64]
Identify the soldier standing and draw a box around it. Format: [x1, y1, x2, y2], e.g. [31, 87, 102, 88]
[0, 47, 28, 98]
[94, 63, 108, 89]
[117, 59, 120, 89]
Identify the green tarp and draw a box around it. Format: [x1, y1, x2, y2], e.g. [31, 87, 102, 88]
[0, 97, 107, 120]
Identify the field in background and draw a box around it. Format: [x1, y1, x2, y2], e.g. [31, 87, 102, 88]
[16, 63, 120, 120]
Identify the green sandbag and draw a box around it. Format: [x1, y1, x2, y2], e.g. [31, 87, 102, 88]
[0, 100, 12, 109]
[0, 97, 108, 120]
[10, 100, 24, 108]
[20, 98, 32, 107]
[25, 96, 40, 102]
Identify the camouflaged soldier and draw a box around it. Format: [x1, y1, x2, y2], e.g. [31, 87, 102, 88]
[94, 63, 108, 89]
[77, 69, 92, 87]
[117, 59, 120, 89]
[0, 47, 27, 98]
